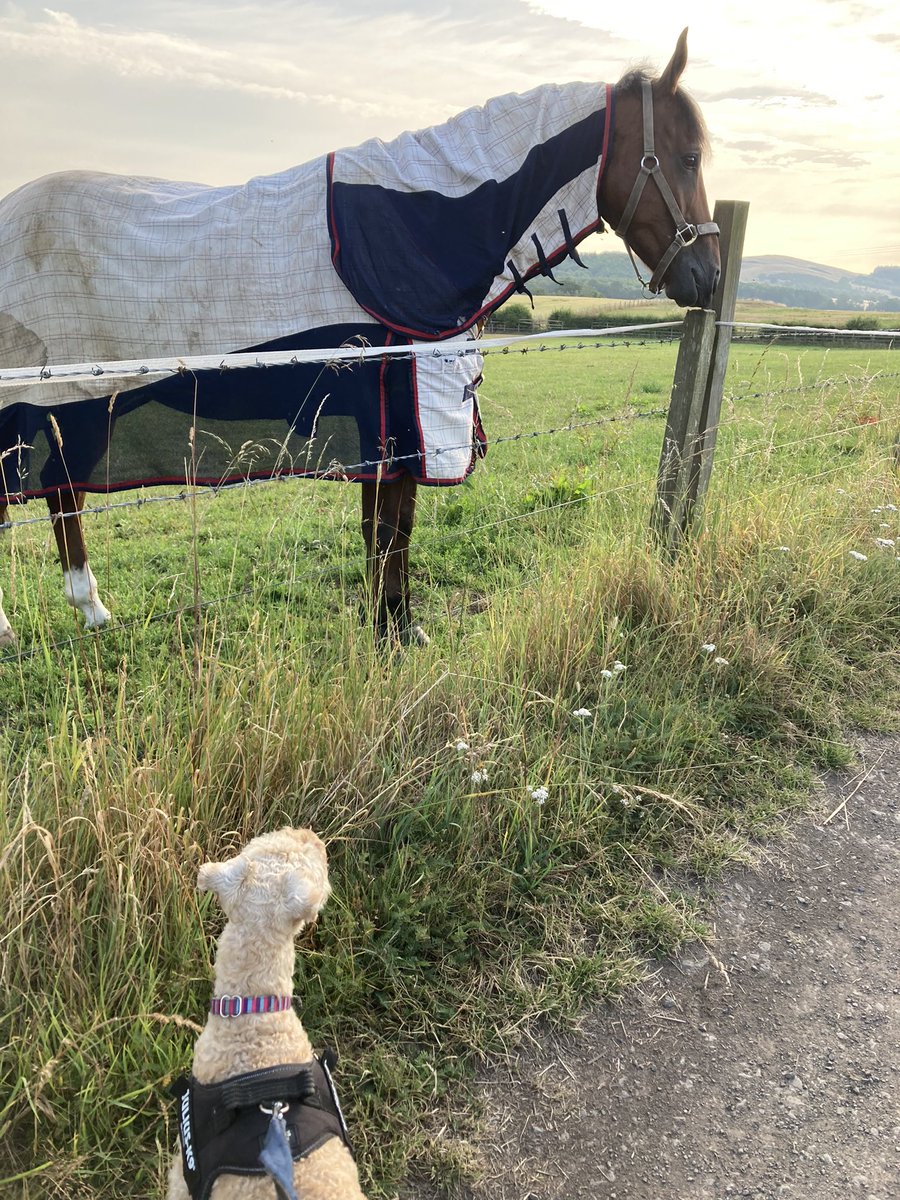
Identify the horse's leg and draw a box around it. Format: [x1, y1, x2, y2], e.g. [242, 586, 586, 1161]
[47, 490, 111, 629]
[394, 474, 428, 645]
[0, 501, 13, 647]
[360, 474, 427, 645]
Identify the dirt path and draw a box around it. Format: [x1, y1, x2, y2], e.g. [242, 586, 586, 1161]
[408, 735, 899, 1200]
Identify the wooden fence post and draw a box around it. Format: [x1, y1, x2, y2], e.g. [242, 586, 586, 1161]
[651, 307, 716, 552]
[651, 199, 749, 552]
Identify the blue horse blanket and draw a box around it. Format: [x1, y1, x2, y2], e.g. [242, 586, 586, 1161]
[0, 82, 611, 500]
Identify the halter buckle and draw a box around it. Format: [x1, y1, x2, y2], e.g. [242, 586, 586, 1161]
[675, 224, 699, 248]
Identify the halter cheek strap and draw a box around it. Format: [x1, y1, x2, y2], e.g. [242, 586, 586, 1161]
[614, 78, 719, 294]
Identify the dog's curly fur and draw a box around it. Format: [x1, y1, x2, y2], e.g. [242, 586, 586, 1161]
[166, 827, 367, 1200]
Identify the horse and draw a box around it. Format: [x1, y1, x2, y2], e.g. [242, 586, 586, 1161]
[0, 28, 718, 649]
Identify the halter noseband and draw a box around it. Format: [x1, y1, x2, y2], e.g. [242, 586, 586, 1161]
[614, 78, 719, 295]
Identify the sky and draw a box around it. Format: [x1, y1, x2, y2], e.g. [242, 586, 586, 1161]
[0, 0, 897, 274]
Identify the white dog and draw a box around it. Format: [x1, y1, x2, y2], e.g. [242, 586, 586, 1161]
[167, 827, 367, 1200]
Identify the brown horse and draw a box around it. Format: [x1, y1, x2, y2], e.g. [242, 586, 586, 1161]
[0, 29, 718, 649]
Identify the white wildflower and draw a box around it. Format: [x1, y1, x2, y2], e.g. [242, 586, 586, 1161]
[530, 786, 549, 805]
[884, 504, 898, 512]
[600, 669, 614, 679]
[471, 769, 488, 785]
[700, 643, 716, 653]
[875, 538, 895, 549]
[777, 546, 791, 553]
[613, 661, 627, 673]
[713, 656, 729, 666]
[872, 507, 883, 514]
[836, 488, 846, 495]
[848, 551, 868, 562]
[454, 740, 470, 753]
[572, 707, 592, 719]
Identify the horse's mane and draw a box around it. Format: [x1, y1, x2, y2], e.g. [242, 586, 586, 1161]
[616, 67, 709, 153]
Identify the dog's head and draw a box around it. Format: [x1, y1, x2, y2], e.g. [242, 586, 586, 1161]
[197, 827, 331, 935]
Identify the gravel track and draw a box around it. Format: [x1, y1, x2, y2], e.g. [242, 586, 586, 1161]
[406, 735, 900, 1200]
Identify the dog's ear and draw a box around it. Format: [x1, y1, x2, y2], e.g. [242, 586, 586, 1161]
[283, 862, 331, 924]
[197, 854, 250, 907]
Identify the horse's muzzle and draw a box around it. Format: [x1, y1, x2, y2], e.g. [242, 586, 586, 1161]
[663, 244, 721, 309]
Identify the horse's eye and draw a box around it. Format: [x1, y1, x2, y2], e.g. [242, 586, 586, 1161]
[682, 154, 700, 171]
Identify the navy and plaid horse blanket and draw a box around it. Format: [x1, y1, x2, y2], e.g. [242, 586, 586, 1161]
[0, 81, 612, 501]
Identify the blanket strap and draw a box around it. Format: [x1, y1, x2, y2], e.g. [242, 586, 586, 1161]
[558, 208, 591, 268]
[530, 234, 560, 285]
[506, 260, 534, 304]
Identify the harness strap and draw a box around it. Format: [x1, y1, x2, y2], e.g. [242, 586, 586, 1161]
[171, 1055, 354, 1200]
[216, 1066, 317, 1118]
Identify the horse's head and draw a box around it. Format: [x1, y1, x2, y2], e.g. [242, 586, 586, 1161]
[599, 29, 720, 309]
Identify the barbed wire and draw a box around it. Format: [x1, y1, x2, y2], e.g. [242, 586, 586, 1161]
[2, 414, 896, 668]
[0, 324, 686, 389]
[0, 404, 670, 531]
[718, 411, 899, 466]
[2, 328, 897, 663]
[0, 475, 653, 666]
[1, 320, 897, 394]
[725, 370, 900, 406]
[5, 348, 899, 534]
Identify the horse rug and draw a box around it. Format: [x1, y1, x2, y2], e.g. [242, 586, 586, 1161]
[0, 81, 611, 501]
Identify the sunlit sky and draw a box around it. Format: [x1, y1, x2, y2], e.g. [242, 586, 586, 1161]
[1, 0, 898, 274]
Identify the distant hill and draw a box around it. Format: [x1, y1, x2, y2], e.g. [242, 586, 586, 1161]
[739, 256, 900, 311]
[528, 251, 900, 312]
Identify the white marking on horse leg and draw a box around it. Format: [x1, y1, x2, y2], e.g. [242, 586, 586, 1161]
[0, 587, 14, 647]
[63, 565, 111, 629]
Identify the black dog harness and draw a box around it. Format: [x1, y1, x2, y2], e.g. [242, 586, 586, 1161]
[170, 1052, 353, 1200]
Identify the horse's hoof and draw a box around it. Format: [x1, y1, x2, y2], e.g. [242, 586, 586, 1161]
[83, 604, 112, 631]
[406, 624, 430, 647]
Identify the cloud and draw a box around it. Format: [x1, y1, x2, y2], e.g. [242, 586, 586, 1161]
[701, 85, 836, 107]
[787, 146, 869, 168]
[725, 139, 775, 152]
[0, 8, 395, 117]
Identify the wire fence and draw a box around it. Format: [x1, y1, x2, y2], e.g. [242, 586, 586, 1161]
[3, 321, 898, 532]
[1, 319, 898, 390]
[2, 410, 896, 667]
[1, 320, 897, 666]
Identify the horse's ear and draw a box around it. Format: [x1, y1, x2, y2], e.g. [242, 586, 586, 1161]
[659, 27, 689, 95]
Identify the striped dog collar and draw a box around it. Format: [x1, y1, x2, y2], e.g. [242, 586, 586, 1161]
[210, 994, 294, 1018]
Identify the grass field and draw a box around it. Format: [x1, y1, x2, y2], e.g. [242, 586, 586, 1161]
[499, 293, 900, 331]
[1, 335, 899, 1197]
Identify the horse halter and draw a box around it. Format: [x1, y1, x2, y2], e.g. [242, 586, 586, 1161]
[614, 78, 719, 294]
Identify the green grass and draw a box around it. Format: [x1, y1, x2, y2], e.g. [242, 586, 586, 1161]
[501, 293, 900, 331]
[1, 337, 899, 1198]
